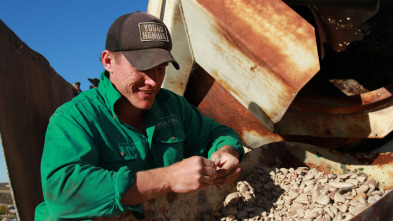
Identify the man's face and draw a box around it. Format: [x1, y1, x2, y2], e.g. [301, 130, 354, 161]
[109, 53, 167, 110]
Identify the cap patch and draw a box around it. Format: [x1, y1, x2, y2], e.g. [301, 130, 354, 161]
[139, 22, 169, 42]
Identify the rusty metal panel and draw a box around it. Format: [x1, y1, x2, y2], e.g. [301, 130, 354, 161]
[187, 66, 283, 149]
[179, 0, 319, 126]
[276, 94, 393, 139]
[283, 0, 377, 8]
[198, 81, 284, 149]
[148, 0, 195, 96]
[0, 20, 75, 220]
[147, 0, 163, 18]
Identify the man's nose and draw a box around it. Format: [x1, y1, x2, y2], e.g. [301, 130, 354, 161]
[144, 69, 159, 86]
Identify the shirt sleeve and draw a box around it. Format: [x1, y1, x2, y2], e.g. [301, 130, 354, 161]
[40, 109, 144, 219]
[177, 95, 244, 161]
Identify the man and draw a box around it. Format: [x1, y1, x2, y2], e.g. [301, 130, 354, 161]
[35, 12, 244, 220]
[72, 81, 82, 96]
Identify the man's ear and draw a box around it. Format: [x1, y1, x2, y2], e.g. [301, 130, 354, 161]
[101, 50, 113, 72]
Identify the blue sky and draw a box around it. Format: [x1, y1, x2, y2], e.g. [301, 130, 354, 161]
[0, 0, 149, 182]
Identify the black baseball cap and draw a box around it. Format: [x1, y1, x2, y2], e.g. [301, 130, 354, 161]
[105, 12, 180, 71]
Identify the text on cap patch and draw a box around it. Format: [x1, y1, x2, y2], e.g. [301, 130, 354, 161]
[139, 22, 169, 42]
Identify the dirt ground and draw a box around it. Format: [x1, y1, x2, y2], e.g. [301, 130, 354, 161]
[0, 184, 13, 205]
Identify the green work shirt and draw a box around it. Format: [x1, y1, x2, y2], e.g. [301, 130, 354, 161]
[35, 71, 244, 220]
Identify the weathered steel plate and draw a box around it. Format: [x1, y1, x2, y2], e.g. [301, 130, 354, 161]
[0, 20, 75, 221]
[153, 0, 319, 127]
[276, 91, 393, 139]
[185, 66, 283, 149]
[148, 0, 195, 96]
[183, 0, 319, 126]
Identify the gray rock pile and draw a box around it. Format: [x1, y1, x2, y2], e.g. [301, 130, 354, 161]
[202, 167, 390, 221]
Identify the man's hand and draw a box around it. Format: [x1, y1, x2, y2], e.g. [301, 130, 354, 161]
[211, 145, 241, 185]
[167, 156, 217, 193]
[121, 150, 239, 206]
[121, 156, 216, 206]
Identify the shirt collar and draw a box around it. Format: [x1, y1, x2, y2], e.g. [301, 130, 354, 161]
[98, 70, 123, 118]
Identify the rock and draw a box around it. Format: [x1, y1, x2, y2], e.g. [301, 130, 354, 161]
[226, 215, 236, 221]
[329, 181, 354, 189]
[210, 211, 221, 217]
[354, 203, 368, 214]
[338, 204, 348, 213]
[350, 192, 367, 203]
[312, 189, 321, 203]
[227, 206, 238, 216]
[356, 185, 369, 194]
[202, 214, 211, 221]
[224, 192, 241, 206]
[294, 193, 309, 205]
[316, 195, 331, 205]
[290, 203, 305, 216]
[305, 209, 319, 219]
[334, 193, 346, 203]
[237, 210, 248, 219]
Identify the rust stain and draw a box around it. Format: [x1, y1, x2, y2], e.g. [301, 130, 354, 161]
[371, 153, 393, 166]
[209, 37, 296, 123]
[196, 0, 319, 90]
[330, 79, 369, 96]
[215, 74, 246, 105]
[172, 1, 184, 25]
[306, 162, 335, 175]
[361, 86, 393, 105]
[195, 75, 283, 147]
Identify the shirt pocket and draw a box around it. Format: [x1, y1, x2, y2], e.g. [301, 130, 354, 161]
[150, 129, 185, 167]
[99, 143, 143, 171]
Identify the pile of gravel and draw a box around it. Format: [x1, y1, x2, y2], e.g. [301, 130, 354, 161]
[202, 167, 389, 221]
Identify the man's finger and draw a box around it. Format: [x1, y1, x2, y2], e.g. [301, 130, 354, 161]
[216, 167, 236, 180]
[201, 175, 215, 185]
[216, 160, 239, 177]
[202, 165, 217, 178]
[214, 166, 241, 184]
[212, 155, 226, 167]
[199, 183, 209, 190]
[212, 155, 221, 165]
[202, 158, 216, 169]
[216, 167, 229, 178]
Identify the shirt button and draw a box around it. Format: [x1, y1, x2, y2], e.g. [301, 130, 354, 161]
[120, 152, 125, 157]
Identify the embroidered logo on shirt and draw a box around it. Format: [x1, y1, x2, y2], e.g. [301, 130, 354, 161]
[139, 22, 169, 42]
[156, 115, 179, 128]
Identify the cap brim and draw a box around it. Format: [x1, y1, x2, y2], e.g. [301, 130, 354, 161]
[121, 48, 180, 71]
